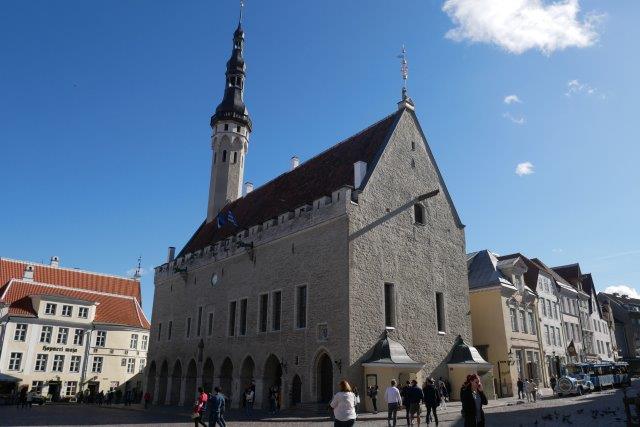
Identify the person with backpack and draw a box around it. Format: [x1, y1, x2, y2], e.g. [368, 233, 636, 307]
[423, 378, 440, 426]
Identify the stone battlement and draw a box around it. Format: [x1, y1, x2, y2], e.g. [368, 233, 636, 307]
[154, 186, 354, 282]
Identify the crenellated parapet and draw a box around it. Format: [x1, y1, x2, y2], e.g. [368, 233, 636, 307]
[154, 186, 354, 283]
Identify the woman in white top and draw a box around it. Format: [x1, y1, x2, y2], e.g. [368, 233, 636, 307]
[330, 380, 357, 427]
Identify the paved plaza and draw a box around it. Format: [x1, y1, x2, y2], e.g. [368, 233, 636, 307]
[1, 382, 637, 427]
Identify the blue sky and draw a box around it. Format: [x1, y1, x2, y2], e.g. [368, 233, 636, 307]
[1, 0, 639, 316]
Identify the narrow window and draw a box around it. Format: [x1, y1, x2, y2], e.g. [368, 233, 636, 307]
[197, 307, 203, 336]
[141, 335, 148, 350]
[70, 356, 81, 373]
[411, 141, 416, 151]
[168, 321, 172, 340]
[14, 324, 27, 341]
[57, 327, 69, 345]
[40, 326, 52, 343]
[62, 305, 73, 317]
[34, 354, 48, 372]
[528, 311, 536, 335]
[296, 286, 307, 329]
[45, 303, 57, 315]
[208, 312, 214, 336]
[233, 152, 238, 164]
[272, 292, 282, 331]
[544, 325, 550, 345]
[436, 292, 446, 333]
[74, 329, 84, 345]
[236, 125, 241, 132]
[384, 283, 396, 328]
[95, 331, 107, 347]
[52, 355, 64, 372]
[510, 308, 518, 332]
[157, 323, 162, 340]
[224, 124, 229, 131]
[228, 301, 237, 336]
[259, 294, 269, 333]
[186, 317, 192, 338]
[78, 307, 89, 318]
[240, 299, 248, 335]
[414, 204, 425, 225]
[130, 334, 138, 349]
[92, 356, 103, 373]
[222, 150, 227, 162]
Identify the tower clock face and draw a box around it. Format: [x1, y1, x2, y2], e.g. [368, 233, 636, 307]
[211, 273, 218, 286]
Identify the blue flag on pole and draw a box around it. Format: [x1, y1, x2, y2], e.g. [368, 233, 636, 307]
[227, 210, 239, 227]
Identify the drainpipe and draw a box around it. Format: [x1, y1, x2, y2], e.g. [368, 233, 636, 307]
[80, 325, 94, 393]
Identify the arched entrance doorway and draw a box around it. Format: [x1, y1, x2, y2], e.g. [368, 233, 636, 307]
[202, 358, 214, 394]
[169, 360, 182, 405]
[184, 359, 198, 406]
[291, 374, 302, 406]
[240, 356, 255, 388]
[146, 361, 157, 399]
[220, 358, 234, 406]
[158, 360, 168, 404]
[316, 353, 333, 403]
[262, 354, 282, 409]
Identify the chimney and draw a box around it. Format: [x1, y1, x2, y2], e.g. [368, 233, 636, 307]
[50, 256, 60, 268]
[290, 156, 300, 170]
[167, 247, 175, 263]
[244, 182, 254, 195]
[354, 161, 367, 189]
[23, 265, 35, 282]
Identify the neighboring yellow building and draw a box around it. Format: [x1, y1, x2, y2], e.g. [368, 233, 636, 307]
[467, 251, 544, 398]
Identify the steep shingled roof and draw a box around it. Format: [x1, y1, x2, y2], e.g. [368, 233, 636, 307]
[0, 258, 141, 303]
[179, 109, 403, 256]
[0, 280, 149, 329]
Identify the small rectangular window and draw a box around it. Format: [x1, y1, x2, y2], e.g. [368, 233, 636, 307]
[384, 283, 396, 328]
[34, 354, 48, 372]
[239, 299, 248, 336]
[229, 301, 237, 336]
[70, 356, 81, 373]
[414, 204, 425, 225]
[259, 294, 269, 333]
[57, 327, 69, 345]
[78, 307, 89, 319]
[92, 356, 103, 373]
[127, 358, 135, 374]
[168, 321, 172, 340]
[14, 324, 27, 342]
[207, 312, 214, 336]
[8, 352, 22, 371]
[74, 329, 84, 346]
[95, 331, 107, 347]
[141, 335, 148, 350]
[65, 381, 78, 397]
[186, 317, 192, 338]
[45, 303, 57, 315]
[40, 326, 53, 343]
[296, 286, 307, 329]
[510, 308, 518, 332]
[52, 355, 64, 372]
[272, 291, 282, 331]
[130, 334, 138, 349]
[436, 292, 446, 333]
[158, 322, 162, 340]
[62, 305, 73, 317]
[197, 307, 203, 337]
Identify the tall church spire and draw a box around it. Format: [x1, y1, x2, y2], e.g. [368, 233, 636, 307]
[207, 9, 252, 223]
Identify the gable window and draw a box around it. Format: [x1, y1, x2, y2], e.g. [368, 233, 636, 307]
[295, 286, 307, 329]
[207, 312, 214, 336]
[384, 283, 396, 328]
[239, 299, 248, 335]
[78, 307, 89, 319]
[228, 301, 237, 336]
[62, 305, 73, 317]
[40, 326, 52, 343]
[14, 324, 27, 341]
[436, 292, 446, 333]
[414, 204, 425, 225]
[8, 353, 22, 371]
[34, 354, 48, 372]
[259, 293, 269, 333]
[272, 291, 282, 331]
[45, 303, 57, 315]
[57, 327, 69, 345]
[95, 331, 107, 347]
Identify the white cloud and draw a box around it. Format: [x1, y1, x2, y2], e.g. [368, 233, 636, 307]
[503, 112, 526, 125]
[552, 248, 564, 253]
[596, 249, 640, 261]
[504, 94, 522, 104]
[565, 79, 605, 98]
[442, 0, 603, 55]
[604, 285, 640, 299]
[515, 161, 534, 176]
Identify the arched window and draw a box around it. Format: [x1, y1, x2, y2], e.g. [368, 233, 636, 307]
[414, 203, 425, 225]
[222, 150, 227, 163]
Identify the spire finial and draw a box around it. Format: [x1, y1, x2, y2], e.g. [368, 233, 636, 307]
[239, 0, 244, 25]
[133, 255, 142, 280]
[398, 45, 409, 100]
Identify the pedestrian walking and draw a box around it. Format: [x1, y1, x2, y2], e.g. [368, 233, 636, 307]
[26, 390, 34, 409]
[244, 385, 254, 417]
[268, 385, 278, 415]
[208, 387, 226, 427]
[423, 378, 440, 426]
[329, 380, 357, 427]
[406, 380, 424, 426]
[550, 376, 557, 394]
[526, 379, 537, 402]
[461, 374, 487, 427]
[517, 377, 524, 400]
[401, 380, 412, 426]
[143, 391, 151, 409]
[385, 379, 403, 427]
[17, 386, 27, 409]
[352, 387, 360, 413]
[368, 385, 379, 413]
[191, 387, 208, 427]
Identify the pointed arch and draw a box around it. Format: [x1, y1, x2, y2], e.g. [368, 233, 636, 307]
[291, 374, 302, 406]
[158, 360, 169, 404]
[146, 360, 157, 401]
[220, 357, 234, 404]
[240, 355, 255, 388]
[169, 359, 183, 405]
[312, 349, 334, 403]
[202, 358, 214, 394]
[184, 359, 198, 406]
[262, 354, 282, 409]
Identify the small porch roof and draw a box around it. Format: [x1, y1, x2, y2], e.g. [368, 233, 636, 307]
[362, 331, 424, 368]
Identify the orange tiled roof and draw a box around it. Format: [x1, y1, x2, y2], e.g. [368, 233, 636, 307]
[0, 279, 150, 329]
[0, 258, 141, 303]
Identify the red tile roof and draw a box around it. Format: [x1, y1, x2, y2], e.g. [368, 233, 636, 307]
[0, 258, 141, 303]
[0, 280, 150, 329]
[179, 109, 403, 256]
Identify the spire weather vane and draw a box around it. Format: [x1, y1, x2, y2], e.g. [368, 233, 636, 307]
[398, 45, 409, 100]
[134, 255, 142, 280]
[239, 0, 245, 24]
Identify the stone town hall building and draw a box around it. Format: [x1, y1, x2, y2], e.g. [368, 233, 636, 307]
[146, 15, 476, 410]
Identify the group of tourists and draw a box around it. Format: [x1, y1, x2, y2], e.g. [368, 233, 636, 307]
[516, 377, 540, 403]
[192, 386, 227, 427]
[328, 374, 487, 427]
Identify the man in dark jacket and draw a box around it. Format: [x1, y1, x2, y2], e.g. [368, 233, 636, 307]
[401, 381, 412, 425]
[406, 380, 424, 426]
[517, 378, 524, 399]
[208, 387, 226, 427]
[423, 378, 440, 425]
